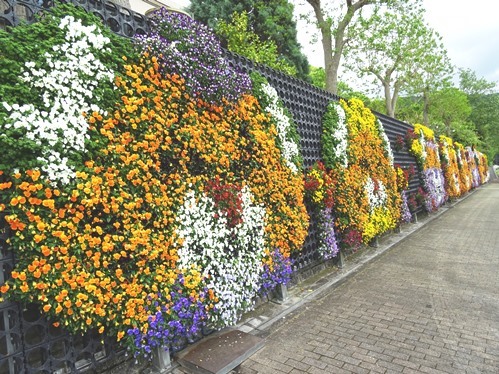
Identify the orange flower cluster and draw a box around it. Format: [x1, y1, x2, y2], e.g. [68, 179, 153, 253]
[454, 142, 473, 193]
[0, 53, 308, 343]
[411, 124, 441, 170]
[439, 135, 462, 199]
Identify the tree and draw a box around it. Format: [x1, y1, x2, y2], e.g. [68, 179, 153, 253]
[216, 12, 297, 75]
[189, 0, 310, 80]
[299, 0, 412, 94]
[408, 37, 453, 126]
[459, 69, 499, 160]
[346, 4, 444, 117]
[459, 68, 497, 96]
[309, 66, 370, 101]
[309, 66, 326, 89]
[429, 87, 474, 142]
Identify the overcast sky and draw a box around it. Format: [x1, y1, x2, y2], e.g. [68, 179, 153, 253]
[422, 0, 499, 86]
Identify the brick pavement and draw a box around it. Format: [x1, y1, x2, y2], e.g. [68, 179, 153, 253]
[233, 184, 499, 373]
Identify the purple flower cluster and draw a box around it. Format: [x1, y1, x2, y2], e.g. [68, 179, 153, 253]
[317, 207, 339, 260]
[126, 279, 208, 358]
[400, 190, 412, 223]
[136, 8, 251, 103]
[471, 167, 481, 187]
[422, 168, 447, 212]
[259, 248, 293, 296]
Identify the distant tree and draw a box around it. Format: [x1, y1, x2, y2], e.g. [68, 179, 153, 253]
[347, 4, 442, 117]
[309, 66, 326, 89]
[299, 0, 413, 94]
[429, 87, 474, 141]
[459, 69, 499, 160]
[392, 96, 424, 124]
[459, 68, 497, 96]
[216, 12, 297, 75]
[309, 66, 370, 101]
[189, 0, 310, 80]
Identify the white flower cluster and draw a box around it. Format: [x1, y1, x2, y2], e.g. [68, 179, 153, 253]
[260, 83, 300, 173]
[376, 119, 393, 165]
[365, 176, 387, 211]
[330, 102, 349, 168]
[175, 186, 266, 327]
[419, 132, 428, 162]
[440, 138, 449, 162]
[2, 16, 114, 184]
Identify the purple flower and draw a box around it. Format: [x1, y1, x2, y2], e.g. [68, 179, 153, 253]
[400, 190, 412, 223]
[259, 248, 293, 295]
[422, 167, 447, 212]
[317, 207, 339, 260]
[135, 8, 251, 104]
[126, 285, 209, 358]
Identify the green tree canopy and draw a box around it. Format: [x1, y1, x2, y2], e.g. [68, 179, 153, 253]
[429, 87, 476, 144]
[189, 0, 310, 80]
[459, 69, 499, 160]
[299, 0, 414, 94]
[346, 4, 443, 118]
[216, 12, 297, 76]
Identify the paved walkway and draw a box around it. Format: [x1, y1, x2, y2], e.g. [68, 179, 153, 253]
[234, 183, 499, 373]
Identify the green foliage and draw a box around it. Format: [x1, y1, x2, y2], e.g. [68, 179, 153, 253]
[216, 12, 297, 76]
[392, 96, 424, 124]
[429, 87, 472, 139]
[460, 69, 499, 160]
[337, 82, 371, 102]
[309, 66, 326, 89]
[459, 68, 497, 96]
[189, 0, 310, 80]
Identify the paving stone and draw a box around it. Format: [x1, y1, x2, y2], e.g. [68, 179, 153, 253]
[231, 186, 499, 374]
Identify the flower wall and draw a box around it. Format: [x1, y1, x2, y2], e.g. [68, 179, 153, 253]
[0, 4, 308, 357]
[306, 98, 401, 250]
[0, 2, 491, 364]
[454, 142, 473, 193]
[406, 124, 447, 212]
[439, 135, 462, 199]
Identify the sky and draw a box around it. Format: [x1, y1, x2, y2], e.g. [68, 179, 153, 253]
[168, 0, 498, 90]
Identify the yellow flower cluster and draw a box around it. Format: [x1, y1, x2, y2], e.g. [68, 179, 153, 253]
[337, 99, 401, 243]
[454, 142, 472, 193]
[439, 135, 462, 198]
[414, 123, 434, 140]
[411, 124, 441, 170]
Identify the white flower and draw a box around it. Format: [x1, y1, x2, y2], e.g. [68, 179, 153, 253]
[329, 102, 349, 168]
[175, 187, 266, 327]
[365, 177, 387, 211]
[261, 83, 300, 173]
[376, 119, 394, 166]
[2, 16, 114, 185]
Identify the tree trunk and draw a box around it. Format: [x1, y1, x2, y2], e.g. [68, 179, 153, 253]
[307, 0, 370, 95]
[384, 82, 394, 117]
[308, 0, 335, 93]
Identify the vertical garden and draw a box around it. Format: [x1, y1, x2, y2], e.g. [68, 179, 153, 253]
[0, 2, 490, 365]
